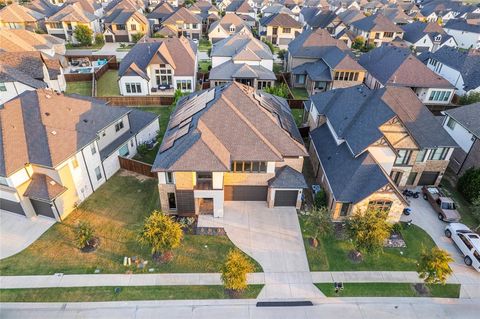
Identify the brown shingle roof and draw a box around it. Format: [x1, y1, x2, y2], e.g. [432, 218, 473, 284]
[0, 3, 44, 23]
[163, 6, 201, 25]
[260, 13, 302, 28]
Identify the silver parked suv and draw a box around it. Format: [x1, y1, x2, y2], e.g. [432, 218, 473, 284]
[445, 223, 480, 271]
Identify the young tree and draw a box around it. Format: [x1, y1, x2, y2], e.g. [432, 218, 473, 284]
[221, 249, 254, 295]
[346, 208, 392, 256]
[74, 221, 95, 250]
[352, 37, 365, 50]
[73, 25, 93, 46]
[303, 206, 333, 247]
[94, 33, 105, 46]
[417, 247, 454, 284]
[457, 167, 480, 203]
[131, 32, 145, 43]
[138, 211, 183, 261]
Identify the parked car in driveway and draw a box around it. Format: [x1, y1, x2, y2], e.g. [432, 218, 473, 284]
[422, 186, 461, 222]
[445, 223, 480, 271]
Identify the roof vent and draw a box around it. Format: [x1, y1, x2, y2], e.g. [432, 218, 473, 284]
[51, 130, 57, 135]
[83, 119, 88, 123]
[49, 180, 56, 186]
[45, 112, 50, 116]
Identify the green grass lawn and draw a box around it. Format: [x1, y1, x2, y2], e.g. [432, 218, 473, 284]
[301, 217, 437, 271]
[199, 60, 211, 73]
[65, 81, 92, 96]
[316, 283, 460, 298]
[199, 39, 211, 52]
[133, 105, 174, 164]
[273, 63, 283, 74]
[291, 108, 304, 126]
[290, 87, 309, 100]
[97, 70, 120, 96]
[0, 285, 264, 302]
[440, 177, 479, 230]
[0, 174, 261, 275]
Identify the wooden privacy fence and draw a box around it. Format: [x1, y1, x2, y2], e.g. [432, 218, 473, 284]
[119, 157, 157, 178]
[96, 96, 174, 105]
[65, 73, 93, 82]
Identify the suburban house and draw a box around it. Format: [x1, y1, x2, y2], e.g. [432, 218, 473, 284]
[208, 12, 251, 44]
[443, 19, 480, 50]
[27, 0, 59, 17]
[152, 82, 308, 217]
[209, 31, 276, 89]
[262, 4, 295, 19]
[0, 29, 66, 57]
[359, 44, 455, 108]
[350, 13, 404, 47]
[287, 29, 366, 95]
[188, 0, 219, 33]
[259, 12, 303, 49]
[0, 51, 66, 96]
[0, 3, 47, 31]
[45, 2, 101, 43]
[378, 7, 411, 25]
[421, 46, 480, 96]
[147, 1, 176, 31]
[157, 6, 202, 40]
[103, 0, 149, 42]
[442, 103, 480, 176]
[307, 85, 458, 220]
[302, 9, 343, 35]
[118, 37, 197, 96]
[0, 65, 46, 105]
[0, 89, 159, 221]
[225, 0, 256, 22]
[401, 21, 457, 53]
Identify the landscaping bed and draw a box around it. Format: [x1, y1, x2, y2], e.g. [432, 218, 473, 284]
[0, 174, 261, 275]
[0, 285, 264, 302]
[300, 217, 437, 271]
[316, 283, 460, 298]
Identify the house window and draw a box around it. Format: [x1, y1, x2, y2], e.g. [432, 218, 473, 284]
[407, 172, 418, 185]
[116, 24, 126, 30]
[257, 81, 271, 90]
[367, 200, 392, 213]
[384, 32, 394, 38]
[115, 120, 124, 132]
[339, 203, 351, 216]
[283, 27, 291, 33]
[295, 74, 305, 85]
[416, 149, 427, 162]
[192, 24, 198, 29]
[375, 32, 380, 39]
[395, 149, 412, 165]
[155, 66, 173, 86]
[72, 157, 79, 168]
[428, 90, 451, 102]
[428, 147, 449, 160]
[166, 172, 174, 184]
[94, 166, 102, 181]
[131, 24, 136, 31]
[167, 192, 177, 210]
[446, 117, 456, 130]
[176, 80, 192, 91]
[0, 82, 6, 92]
[90, 144, 97, 155]
[231, 161, 267, 173]
[391, 171, 403, 185]
[49, 22, 63, 29]
[125, 83, 142, 94]
[119, 144, 129, 157]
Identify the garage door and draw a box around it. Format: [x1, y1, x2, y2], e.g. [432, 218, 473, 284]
[418, 171, 439, 186]
[224, 186, 268, 201]
[274, 190, 298, 207]
[105, 35, 114, 43]
[115, 35, 130, 42]
[0, 199, 26, 216]
[30, 199, 56, 219]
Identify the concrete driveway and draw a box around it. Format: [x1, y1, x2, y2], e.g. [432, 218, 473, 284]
[198, 201, 324, 300]
[402, 196, 480, 298]
[0, 212, 55, 259]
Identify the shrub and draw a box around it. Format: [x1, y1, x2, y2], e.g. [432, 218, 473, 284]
[352, 37, 365, 50]
[137, 143, 148, 156]
[73, 25, 93, 46]
[417, 247, 453, 284]
[459, 92, 480, 105]
[74, 221, 95, 249]
[391, 222, 403, 234]
[173, 89, 188, 105]
[457, 167, 480, 203]
[138, 211, 183, 258]
[263, 83, 290, 98]
[131, 33, 144, 43]
[221, 249, 254, 293]
[262, 40, 275, 53]
[314, 190, 327, 208]
[94, 33, 105, 46]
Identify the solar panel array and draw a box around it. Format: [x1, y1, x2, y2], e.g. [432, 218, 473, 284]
[159, 88, 216, 153]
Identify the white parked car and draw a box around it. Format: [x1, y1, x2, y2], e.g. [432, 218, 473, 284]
[445, 223, 480, 271]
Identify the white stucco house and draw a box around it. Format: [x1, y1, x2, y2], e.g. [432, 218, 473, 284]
[444, 19, 480, 49]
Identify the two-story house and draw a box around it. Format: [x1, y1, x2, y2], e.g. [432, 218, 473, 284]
[225, 0, 256, 22]
[45, 2, 101, 43]
[118, 37, 197, 96]
[209, 31, 276, 89]
[157, 6, 202, 40]
[421, 46, 480, 96]
[350, 13, 404, 47]
[152, 82, 308, 218]
[147, 1, 176, 32]
[287, 29, 366, 96]
[359, 44, 455, 110]
[444, 19, 480, 50]
[103, 0, 149, 42]
[307, 85, 458, 221]
[442, 103, 480, 176]
[0, 65, 46, 105]
[0, 3, 47, 31]
[208, 12, 251, 43]
[401, 21, 457, 53]
[259, 12, 303, 49]
[0, 89, 159, 220]
[188, 0, 219, 33]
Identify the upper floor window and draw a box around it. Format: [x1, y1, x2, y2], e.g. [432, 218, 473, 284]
[367, 200, 393, 213]
[166, 172, 174, 184]
[230, 161, 267, 173]
[446, 117, 456, 130]
[192, 24, 198, 29]
[395, 149, 412, 165]
[283, 27, 291, 33]
[334, 71, 359, 81]
[384, 32, 394, 38]
[428, 147, 449, 161]
[49, 22, 63, 29]
[115, 120, 124, 132]
[0, 82, 6, 92]
[415, 149, 427, 162]
[94, 166, 102, 181]
[116, 24, 126, 30]
[90, 144, 97, 155]
[429, 90, 451, 102]
[375, 32, 380, 39]
[131, 24, 137, 31]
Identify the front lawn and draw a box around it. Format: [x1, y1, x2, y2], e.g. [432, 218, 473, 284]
[199, 60, 211, 73]
[291, 87, 309, 100]
[0, 285, 264, 302]
[96, 70, 120, 96]
[133, 105, 174, 164]
[316, 283, 460, 298]
[66, 81, 92, 96]
[0, 174, 261, 275]
[301, 217, 437, 271]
